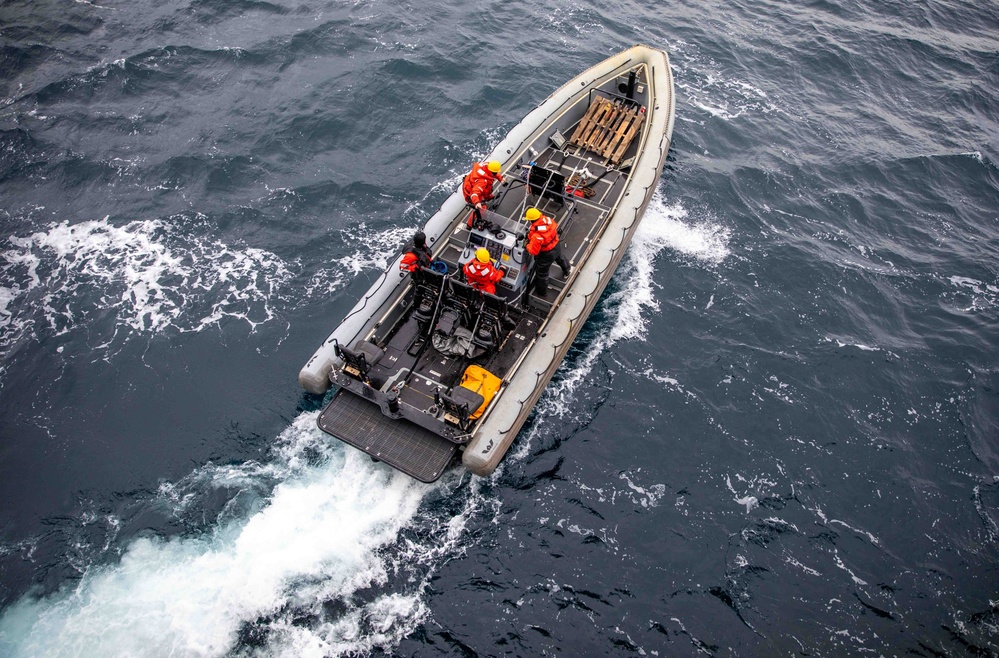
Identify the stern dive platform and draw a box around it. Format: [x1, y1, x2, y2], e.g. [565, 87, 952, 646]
[318, 389, 457, 483]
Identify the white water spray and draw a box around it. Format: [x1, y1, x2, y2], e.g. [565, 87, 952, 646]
[0, 413, 450, 658]
[538, 194, 731, 412]
[507, 194, 731, 464]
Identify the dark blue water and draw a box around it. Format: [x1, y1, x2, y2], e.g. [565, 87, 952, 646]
[2, 0, 998, 655]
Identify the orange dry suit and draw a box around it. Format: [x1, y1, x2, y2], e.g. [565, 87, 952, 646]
[399, 244, 432, 273]
[525, 213, 560, 256]
[462, 162, 503, 207]
[526, 213, 570, 295]
[463, 259, 505, 295]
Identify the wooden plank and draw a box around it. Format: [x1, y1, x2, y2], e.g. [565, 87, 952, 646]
[569, 97, 644, 164]
[605, 110, 639, 155]
[594, 105, 631, 155]
[587, 101, 618, 146]
[583, 101, 620, 151]
[609, 119, 641, 163]
[607, 111, 642, 163]
[593, 108, 624, 157]
[589, 108, 616, 153]
[579, 100, 616, 149]
[615, 110, 643, 156]
[569, 98, 608, 147]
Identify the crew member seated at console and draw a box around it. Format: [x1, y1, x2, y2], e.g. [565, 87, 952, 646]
[463, 247, 506, 295]
[524, 207, 571, 295]
[462, 160, 504, 221]
[399, 230, 432, 273]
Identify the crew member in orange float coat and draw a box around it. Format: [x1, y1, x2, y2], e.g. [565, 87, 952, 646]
[399, 231, 432, 273]
[462, 160, 504, 214]
[463, 248, 506, 296]
[524, 207, 571, 296]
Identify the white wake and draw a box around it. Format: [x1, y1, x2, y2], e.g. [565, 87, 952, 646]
[534, 194, 731, 416]
[0, 413, 468, 657]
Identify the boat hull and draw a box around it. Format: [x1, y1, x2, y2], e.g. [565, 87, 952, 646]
[300, 44, 676, 478]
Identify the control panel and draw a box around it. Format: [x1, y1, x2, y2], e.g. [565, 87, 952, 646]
[458, 210, 530, 299]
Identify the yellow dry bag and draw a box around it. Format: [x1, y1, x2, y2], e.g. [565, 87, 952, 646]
[459, 365, 502, 420]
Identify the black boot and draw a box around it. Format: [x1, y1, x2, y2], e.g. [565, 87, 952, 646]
[534, 273, 549, 296]
[558, 256, 571, 277]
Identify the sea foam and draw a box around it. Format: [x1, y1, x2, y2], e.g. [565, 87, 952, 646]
[0, 216, 291, 358]
[506, 194, 731, 469]
[537, 194, 731, 413]
[0, 413, 449, 658]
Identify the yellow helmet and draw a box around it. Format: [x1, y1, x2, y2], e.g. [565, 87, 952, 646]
[475, 247, 491, 263]
[487, 160, 501, 173]
[525, 207, 541, 221]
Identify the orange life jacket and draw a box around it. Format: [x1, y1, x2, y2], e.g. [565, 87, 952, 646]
[526, 214, 559, 256]
[399, 253, 419, 273]
[399, 246, 431, 273]
[463, 259, 504, 295]
[462, 162, 502, 206]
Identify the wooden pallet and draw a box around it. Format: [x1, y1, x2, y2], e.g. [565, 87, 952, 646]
[568, 97, 643, 164]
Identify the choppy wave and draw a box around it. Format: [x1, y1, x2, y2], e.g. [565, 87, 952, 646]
[536, 194, 731, 415]
[945, 274, 999, 313]
[302, 223, 414, 300]
[669, 38, 786, 123]
[0, 203, 491, 657]
[0, 192, 737, 656]
[4, 0, 999, 653]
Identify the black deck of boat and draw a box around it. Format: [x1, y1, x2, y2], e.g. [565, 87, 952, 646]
[318, 389, 457, 482]
[438, 144, 631, 308]
[317, 81, 651, 476]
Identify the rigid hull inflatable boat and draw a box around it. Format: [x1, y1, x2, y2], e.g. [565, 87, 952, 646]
[299, 45, 676, 481]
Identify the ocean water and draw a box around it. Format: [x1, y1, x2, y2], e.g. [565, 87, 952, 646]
[1, 0, 998, 655]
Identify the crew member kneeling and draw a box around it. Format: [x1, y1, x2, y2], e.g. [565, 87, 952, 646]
[524, 207, 571, 296]
[464, 247, 506, 296]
